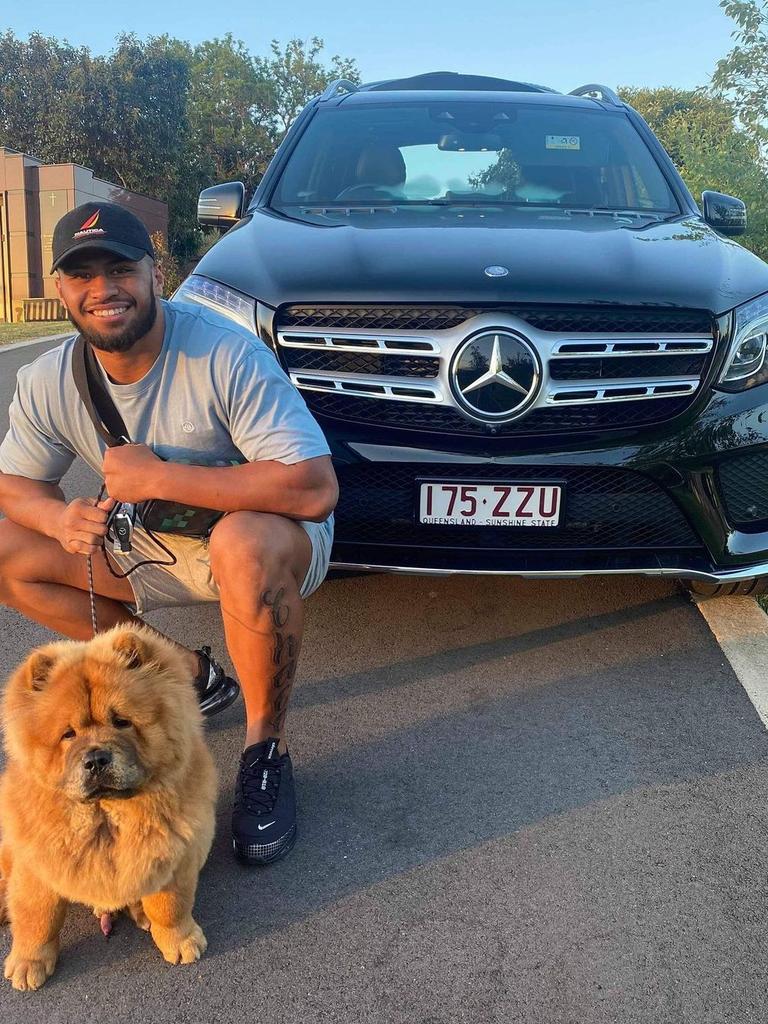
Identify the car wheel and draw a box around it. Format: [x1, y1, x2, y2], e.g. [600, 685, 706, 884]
[682, 577, 768, 600]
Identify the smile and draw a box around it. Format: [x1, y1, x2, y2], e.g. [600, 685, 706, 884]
[89, 307, 130, 319]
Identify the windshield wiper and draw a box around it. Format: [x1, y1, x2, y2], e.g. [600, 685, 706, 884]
[288, 199, 535, 209]
[294, 203, 399, 214]
[281, 200, 676, 221]
[561, 207, 669, 222]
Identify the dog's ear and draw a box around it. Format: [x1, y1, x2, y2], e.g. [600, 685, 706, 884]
[112, 631, 151, 670]
[24, 652, 56, 692]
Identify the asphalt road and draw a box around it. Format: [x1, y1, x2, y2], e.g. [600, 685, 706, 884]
[2, 339, 768, 1023]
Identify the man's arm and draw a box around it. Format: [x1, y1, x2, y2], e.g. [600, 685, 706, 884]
[0, 472, 115, 554]
[0, 473, 67, 539]
[103, 446, 339, 523]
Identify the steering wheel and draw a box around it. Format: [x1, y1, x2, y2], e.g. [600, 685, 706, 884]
[334, 184, 401, 201]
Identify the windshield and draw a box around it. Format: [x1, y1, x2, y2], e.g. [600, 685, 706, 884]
[272, 101, 679, 213]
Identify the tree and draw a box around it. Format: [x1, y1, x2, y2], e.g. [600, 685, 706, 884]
[255, 37, 360, 139]
[621, 86, 768, 261]
[619, 87, 740, 169]
[0, 32, 189, 195]
[712, 0, 768, 145]
[0, 32, 359, 260]
[467, 150, 522, 194]
[0, 32, 97, 166]
[97, 34, 191, 197]
[150, 231, 184, 296]
[187, 35, 274, 196]
[0, 32, 195, 256]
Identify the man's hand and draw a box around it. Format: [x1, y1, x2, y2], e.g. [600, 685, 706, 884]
[60, 496, 116, 555]
[103, 444, 163, 504]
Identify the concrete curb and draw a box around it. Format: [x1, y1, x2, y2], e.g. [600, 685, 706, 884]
[0, 332, 71, 353]
[698, 596, 768, 729]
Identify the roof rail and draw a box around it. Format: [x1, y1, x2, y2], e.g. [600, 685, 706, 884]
[363, 72, 556, 94]
[569, 83, 623, 106]
[318, 79, 359, 102]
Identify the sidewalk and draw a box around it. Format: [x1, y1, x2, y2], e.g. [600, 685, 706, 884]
[0, 329, 70, 352]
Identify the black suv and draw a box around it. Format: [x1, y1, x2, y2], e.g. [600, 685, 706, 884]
[176, 72, 768, 597]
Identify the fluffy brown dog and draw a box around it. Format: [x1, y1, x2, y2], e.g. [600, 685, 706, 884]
[0, 625, 217, 991]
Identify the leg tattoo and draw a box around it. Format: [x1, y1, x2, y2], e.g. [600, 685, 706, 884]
[261, 587, 299, 736]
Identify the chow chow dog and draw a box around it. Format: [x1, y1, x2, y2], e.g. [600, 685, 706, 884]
[0, 625, 217, 991]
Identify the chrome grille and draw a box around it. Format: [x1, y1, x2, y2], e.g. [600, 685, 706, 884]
[303, 391, 694, 434]
[285, 349, 440, 377]
[276, 306, 716, 435]
[550, 353, 708, 380]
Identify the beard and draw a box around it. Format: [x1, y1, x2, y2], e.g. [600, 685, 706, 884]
[68, 293, 158, 353]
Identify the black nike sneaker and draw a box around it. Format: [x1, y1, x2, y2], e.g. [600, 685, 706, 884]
[193, 646, 240, 718]
[232, 738, 297, 865]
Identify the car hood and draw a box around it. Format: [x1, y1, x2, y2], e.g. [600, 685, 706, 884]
[195, 208, 768, 315]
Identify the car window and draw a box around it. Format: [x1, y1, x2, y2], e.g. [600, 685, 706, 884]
[272, 101, 679, 213]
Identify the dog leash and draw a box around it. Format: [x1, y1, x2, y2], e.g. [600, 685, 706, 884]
[87, 554, 98, 637]
[86, 486, 103, 637]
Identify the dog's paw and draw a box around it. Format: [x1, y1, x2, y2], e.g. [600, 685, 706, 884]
[3, 944, 57, 991]
[153, 921, 207, 965]
[128, 903, 151, 931]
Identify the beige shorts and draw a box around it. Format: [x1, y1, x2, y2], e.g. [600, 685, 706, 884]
[111, 514, 334, 616]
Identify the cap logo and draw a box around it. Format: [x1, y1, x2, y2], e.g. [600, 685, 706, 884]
[74, 210, 106, 239]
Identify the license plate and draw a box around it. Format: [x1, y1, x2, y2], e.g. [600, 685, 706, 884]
[419, 482, 564, 527]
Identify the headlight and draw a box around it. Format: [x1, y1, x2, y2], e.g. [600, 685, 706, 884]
[173, 275, 257, 335]
[716, 291, 768, 392]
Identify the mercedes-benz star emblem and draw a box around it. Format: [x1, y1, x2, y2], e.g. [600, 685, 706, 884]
[451, 330, 540, 422]
[484, 265, 509, 278]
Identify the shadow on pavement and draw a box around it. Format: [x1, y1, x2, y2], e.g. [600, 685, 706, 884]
[2, 573, 767, 1020]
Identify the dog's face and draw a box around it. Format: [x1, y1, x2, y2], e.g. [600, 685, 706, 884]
[2, 628, 200, 803]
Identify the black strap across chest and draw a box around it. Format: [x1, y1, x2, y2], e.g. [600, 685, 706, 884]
[71, 334, 129, 448]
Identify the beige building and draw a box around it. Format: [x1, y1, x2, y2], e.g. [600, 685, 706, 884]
[0, 148, 168, 323]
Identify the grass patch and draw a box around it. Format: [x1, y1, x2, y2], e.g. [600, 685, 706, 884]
[0, 321, 70, 346]
[760, 595, 768, 614]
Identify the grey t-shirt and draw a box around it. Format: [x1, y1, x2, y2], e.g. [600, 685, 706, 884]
[0, 299, 331, 484]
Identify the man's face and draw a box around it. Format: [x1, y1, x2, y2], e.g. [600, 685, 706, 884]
[55, 252, 164, 353]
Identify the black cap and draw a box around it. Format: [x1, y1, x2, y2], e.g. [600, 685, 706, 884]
[51, 202, 155, 273]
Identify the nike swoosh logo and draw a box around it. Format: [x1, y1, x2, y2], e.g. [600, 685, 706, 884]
[258, 821, 275, 831]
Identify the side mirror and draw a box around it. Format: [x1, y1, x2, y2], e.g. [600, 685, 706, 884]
[702, 190, 747, 236]
[198, 182, 246, 230]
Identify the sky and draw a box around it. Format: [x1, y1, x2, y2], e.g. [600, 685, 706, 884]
[6, 0, 737, 93]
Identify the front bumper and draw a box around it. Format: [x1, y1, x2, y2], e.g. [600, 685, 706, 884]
[324, 384, 768, 582]
[329, 558, 768, 584]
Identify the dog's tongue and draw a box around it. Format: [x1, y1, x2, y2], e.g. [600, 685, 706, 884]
[100, 912, 113, 939]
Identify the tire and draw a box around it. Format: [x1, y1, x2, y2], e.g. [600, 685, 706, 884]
[682, 577, 768, 600]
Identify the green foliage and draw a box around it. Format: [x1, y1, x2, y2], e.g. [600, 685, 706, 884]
[0, 31, 193, 255]
[712, 1, 768, 145]
[254, 37, 360, 138]
[0, 31, 190, 195]
[618, 87, 738, 168]
[621, 86, 768, 261]
[467, 150, 521, 193]
[0, 32, 358, 262]
[150, 231, 184, 296]
[187, 35, 274, 194]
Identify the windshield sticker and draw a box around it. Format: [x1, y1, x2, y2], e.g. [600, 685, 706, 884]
[546, 135, 581, 151]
